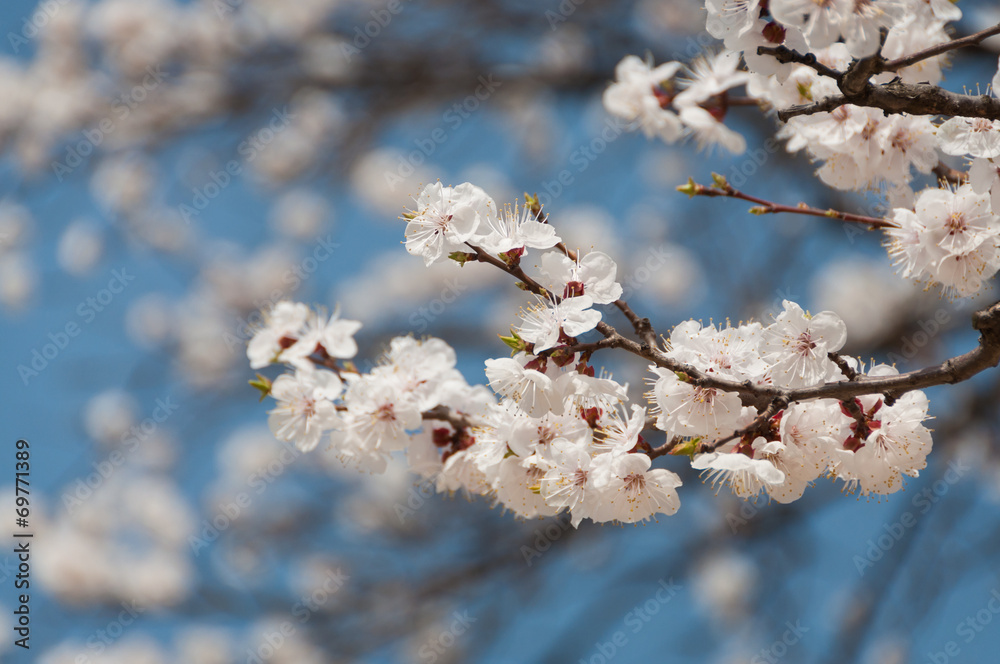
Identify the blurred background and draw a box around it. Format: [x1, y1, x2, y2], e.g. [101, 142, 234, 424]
[1, 0, 1000, 662]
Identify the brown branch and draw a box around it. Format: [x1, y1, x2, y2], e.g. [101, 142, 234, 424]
[777, 79, 1000, 122]
[678, 177, 895, 229]
[841, 53, 884, 96]
[932, 160, 967, 186]
[466, 236, 1000, 414]
[828, 352, 858, 381]
[421, 404, 474, 431]
[697, 396, 788, 454]
[757, 23, 1000, 122]
[648, 436, 683, 460]
[756, 45, 843, 81]
[882, 21, 1000, 72]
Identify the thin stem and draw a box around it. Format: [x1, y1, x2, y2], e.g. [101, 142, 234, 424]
[680, 177, 895, 229]
[648, 436, 683, 460]
[553, 241, 660, 346]
[421, 404, 474, 432]
[698, 397, 788, 454]
[756, 45, 842, 81]
[465, 232, 1000, 415]
[882, 21, 1000, 72]
[933, 160, 968, 186]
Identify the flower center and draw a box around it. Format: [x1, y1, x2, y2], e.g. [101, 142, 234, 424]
[972, 118, 993, 132]
[945, 212, 967, 235]
[795, 332, 817, 355]
[624, 472, 646, 499]
[376, 403, 396, 422]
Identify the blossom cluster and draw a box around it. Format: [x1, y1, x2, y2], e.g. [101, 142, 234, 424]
[250, 182, 935, 526]
[601, 0, 1000, 298]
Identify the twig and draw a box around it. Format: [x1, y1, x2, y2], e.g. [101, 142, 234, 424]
[648, 436, 684, 460]
[697, 396, 788, 454]
[882, 21, 1000, 72]
[421, 404, 474, 431]
[757, 23, 1000, 122]
[932, 160, 967, 186]
[466, 236, 1000, 413]
[756, 45, 843, 81]
[678, 177, 896, 229]
[828, 352, 858, 381]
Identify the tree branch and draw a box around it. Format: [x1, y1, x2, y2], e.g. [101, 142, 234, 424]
[777, 79, 1000, 123]
[758, 23, 1000, 122]
[932, 160, 968, 186]
[678, 177, 895, 229]
[464, 236, 1000, 415]
[756, 46, 843, 81]
[698, 396, 788, 454]
[421, 404, 475, 431]
[881, 21, 1000, 73]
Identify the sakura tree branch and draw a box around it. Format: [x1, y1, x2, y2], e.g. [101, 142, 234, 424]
[698, 396, 789, 454]
[881, 21, 1000, 72]
[758, 24, 1000, 122]
[465, 236, 1000, 414]
[647, 435, 683, 460]
[678, 176, 896, 229]
[772, 300, 1000, 405]
[421, 404, 475, 431]
[828, 352, 858, 381]
[933, 160, 968, 186]
[756, 45, 842, 81]
[777, 79, 1000, 122]
[553, 239, 660, 348]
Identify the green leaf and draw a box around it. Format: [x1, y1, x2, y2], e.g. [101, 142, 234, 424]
[499, 328, 527, 354]
[249, 374, 272, 402]
[676, 177, 698, 197]
[448, 251, 477, 266]
[670, 438, 701, 458]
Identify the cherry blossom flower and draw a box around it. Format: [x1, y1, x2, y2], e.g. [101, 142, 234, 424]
[593, 405, 646, 456]
[886, 185, 1000, 297]
[602, 55, 684, 142]
[247, 300, 309, 369]
[478, 202, 560, 255]
[267, 366, 343, 452]
[830, 367, 933, 496]
[591, 452, 682, 523]
[516, 294, 602, 353]
[281, 306, 362, 370]
[678, 105, 747, 154]
[691, 439, 786, 499]
[537, 439, 600, 526]
[760, 300, 847, 388]
[539, 250, 622, 304]
[494, 457, 561, 519]
[769, 0, 846, 52]
[936, 117, 1000, 159]
[704, 0, 761, 43]
[404, 181, 496, 266]
[650, 368, 747, 439]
